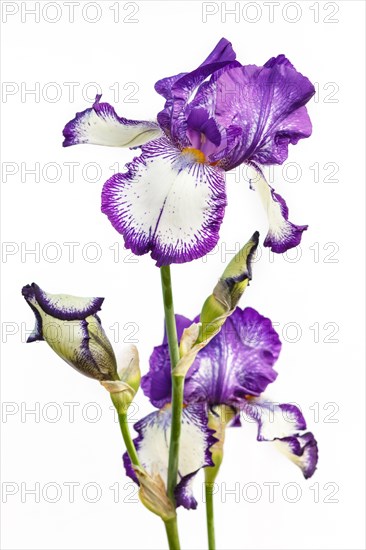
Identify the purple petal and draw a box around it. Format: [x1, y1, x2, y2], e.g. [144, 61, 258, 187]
[186, 108, 221, 147]
[184, 307, 281, 405]
[200, 37, 237, 65]
[250, 169, 308, 253]
[63, 94, 161, 148]
[252, 105, 312, 165]
[101, 136, 227, 266]
[155, 38, 236, 101]
[142, 314, 193, 408]
[155, 38, 238, 144]
[212, 57, 314, 169]
[264, 54, 295, 70]
[169, 59, 240, 147]
[155, 72, 187, 100]
[123, 404, 216, 509]
[141, 344, 172, 409]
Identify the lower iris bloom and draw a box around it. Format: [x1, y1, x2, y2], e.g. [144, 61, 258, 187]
[63, 38, 314, 266]
[124, 307, 318, 509]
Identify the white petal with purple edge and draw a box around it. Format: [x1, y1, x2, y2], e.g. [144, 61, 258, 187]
[243, 398, 306, 440]
[250, 169, 308, 253]
[102, 137, 226, 266]
[274, 433, 318, 479]
[63, 95, 162, 148]
[125, 404, 216, 509]
[241, 398, 318, 478]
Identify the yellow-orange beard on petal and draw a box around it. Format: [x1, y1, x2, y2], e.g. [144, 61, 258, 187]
[244, 394, 256, 400]
[181, 147, 207, 164]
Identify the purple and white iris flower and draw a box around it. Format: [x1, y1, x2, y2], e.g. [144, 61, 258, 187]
[63, 38, 314, 266]
[124, 307, 318, 509]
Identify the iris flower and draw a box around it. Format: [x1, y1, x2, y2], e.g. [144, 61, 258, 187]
[63, 38, 314, 266]
[124, 307, 318, 509]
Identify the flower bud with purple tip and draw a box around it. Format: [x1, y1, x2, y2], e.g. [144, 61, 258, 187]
[22, 283, 118, 382]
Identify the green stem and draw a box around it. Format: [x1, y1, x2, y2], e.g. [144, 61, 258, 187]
[160, 266, 180, 369]
[160, 266, 183, 501]
[164, 517, 180, 550]
[167, 375, 184, 499]
[118, 412, 140, 466]
[204, 474, 216, 550]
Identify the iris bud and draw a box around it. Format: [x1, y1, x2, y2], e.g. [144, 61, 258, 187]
[22, 283, 118, 381]
[198, 231, 259, 342]
[173, 232, 259, 377]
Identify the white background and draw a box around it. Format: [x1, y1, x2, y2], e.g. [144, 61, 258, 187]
[1, 1, 365, 549]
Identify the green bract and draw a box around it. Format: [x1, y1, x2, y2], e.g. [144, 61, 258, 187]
[101, 345, 141, 413]
[198, 231, 259, 343]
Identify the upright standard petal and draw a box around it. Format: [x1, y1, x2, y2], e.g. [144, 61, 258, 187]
[22, 283, 117, 381]
[250, 169, 308, 253]
[241, 398, 318, 478]
[155, 38, 238, 144]
[141, 343, 174, 409]
[185, 307, 281, 405]
[101, 137, 227, 266]
[123, 404, 217, 509]
[155, 37, 237, 101]
[212, 56, 314, 170]
[142, 308, 281, 408]
[63, 95, 162, 148]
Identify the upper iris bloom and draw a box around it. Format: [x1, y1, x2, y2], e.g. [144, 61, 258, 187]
[63, 38, 314, 266]
[124, 307, 318, 509]
[22, 283, 118, 381]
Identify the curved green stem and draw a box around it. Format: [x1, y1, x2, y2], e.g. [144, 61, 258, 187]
[204, 474, 216, 550]
[160, 266, 183, 501]
[164, 517, 180, 550]
[118, 412, 140, 466]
